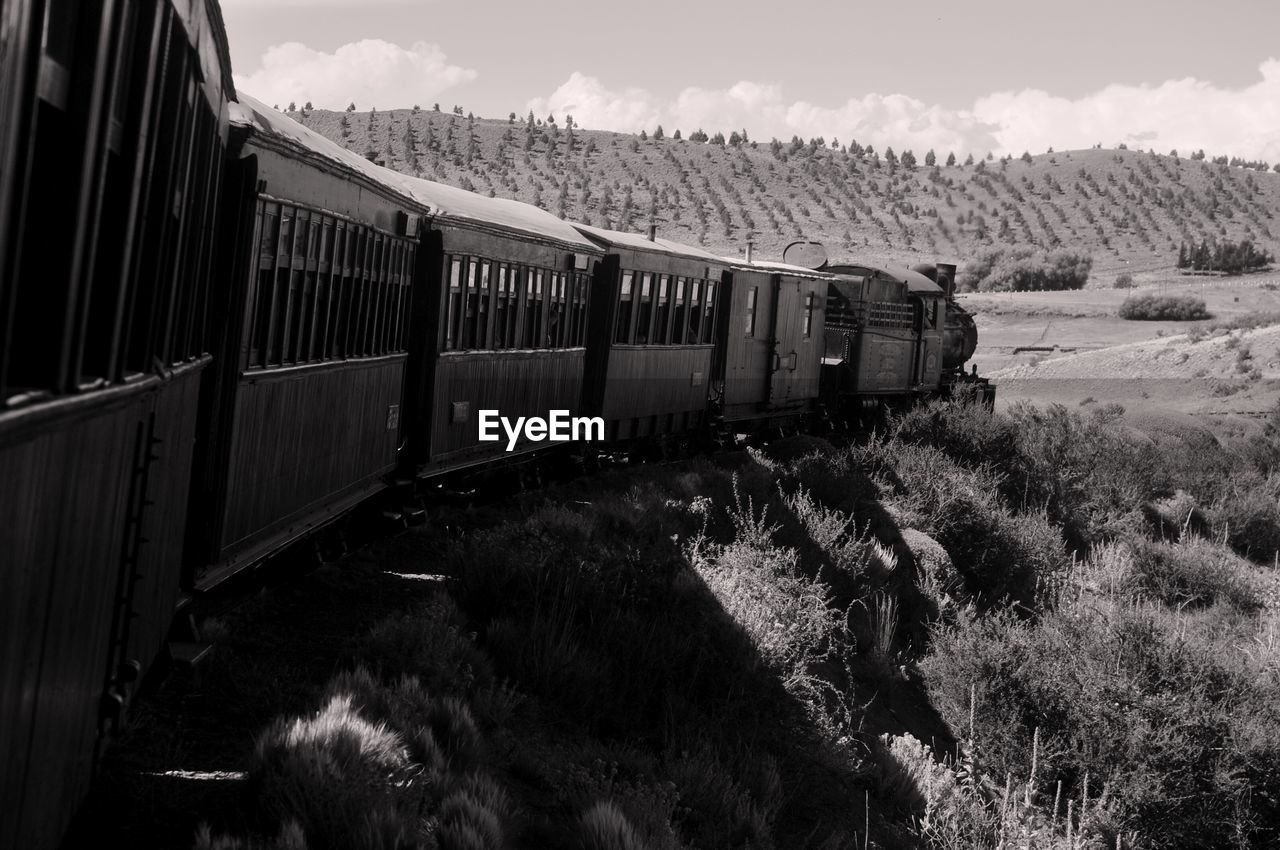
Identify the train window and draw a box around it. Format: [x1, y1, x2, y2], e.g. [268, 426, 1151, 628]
[615, 272, 634, 343]
[573, 272, 590, 346]
[549, 272, 567, 347]
[654, 275, 671, 345]
[635, 273, 654, 344]
[803, 292, 815, 338]
[243, 199, 415, 365]
[267, 211, 294, 365]
[315, 218, 336, 358]
[703, 280, 718, 341]
[445, 256, 462, 350]
[671, 277, 687, 345]
[526, 270, 544, 348]
[507, 266, 524, 348]
[686, 279, 703, 344]
[458, 258, 476, 349]
[476, 260, 492, 348]
[334, 223, 354, 358]
[493, 264, 510, 349]
[745, 286, 757, 336]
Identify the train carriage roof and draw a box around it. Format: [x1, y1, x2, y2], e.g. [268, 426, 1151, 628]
[828, 262, 944, 295]
[720, 257, 837, 280]
[229, 94, 598, 252]
[570, 224, 729, 265]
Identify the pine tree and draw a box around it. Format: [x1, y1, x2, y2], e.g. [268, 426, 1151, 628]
[925, 149, 936, 166]
[945, 151, 956, 167]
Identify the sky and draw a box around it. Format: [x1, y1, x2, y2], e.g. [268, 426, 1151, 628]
[222, 0, 1280, 163]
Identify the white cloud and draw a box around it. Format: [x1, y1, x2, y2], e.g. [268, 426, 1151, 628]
[529, 61, 1280, 162]
[234, 39, 475, 110]
[526, 72, 662, 133]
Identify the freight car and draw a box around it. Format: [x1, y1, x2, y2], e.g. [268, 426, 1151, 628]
[0, 9, 990, 845]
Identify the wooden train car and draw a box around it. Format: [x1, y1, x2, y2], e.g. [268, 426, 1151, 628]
[714, 259, 832, 427]
[406, 185, 602, 475]
[189, 94, 423, 588]
[821, 263, 946, 401]
[0, 1, 235, 846]
[576, 225, 725, 442]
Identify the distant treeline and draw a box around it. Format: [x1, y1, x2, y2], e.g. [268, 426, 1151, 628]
[957, 247, 1093, 292]
[1177, 239, 1274, 274]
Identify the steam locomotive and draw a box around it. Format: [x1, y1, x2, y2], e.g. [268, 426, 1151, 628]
[0, 1, 990, 845]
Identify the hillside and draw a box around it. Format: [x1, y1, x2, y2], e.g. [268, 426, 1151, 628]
[279, 104, 1280, 275]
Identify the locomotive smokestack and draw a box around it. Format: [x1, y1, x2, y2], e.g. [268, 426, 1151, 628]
[936, 262, 957, 297]
[647, 223, 657, 241]
[746, 241, 754, 263]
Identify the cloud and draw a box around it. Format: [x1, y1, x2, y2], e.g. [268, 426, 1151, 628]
[234, 39, 475, 110]
[529, 61, 1280, 162]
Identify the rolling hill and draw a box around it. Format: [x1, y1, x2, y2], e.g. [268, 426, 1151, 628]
[279, 103, 1280, 278]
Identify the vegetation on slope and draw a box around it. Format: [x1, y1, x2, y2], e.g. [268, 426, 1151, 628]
[278, 103, 1280, 274]
[187, 398, 1280, 849]
[1118, 294, 1211, 320]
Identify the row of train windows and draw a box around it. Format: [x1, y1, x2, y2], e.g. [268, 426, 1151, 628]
[444, 256, 590, 351]
[742, 289, 818, 338]
[246, 201, 415, 369]
[614, 271, 718, 345]
[2, 1, 222, 402]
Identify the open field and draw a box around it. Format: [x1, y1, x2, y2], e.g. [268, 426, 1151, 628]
[968, 271, 1280, 423]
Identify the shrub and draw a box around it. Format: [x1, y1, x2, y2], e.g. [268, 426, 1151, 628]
[1126, 537, 1266, 611]
[1119, 293, 1210, 320]
[922, 602, 1280, 849]
[357, 595, 495, 695]
[577, 801, 650, 850]
[249, 695, 415, 850]
[958, 246, 1092, 292]
[1113, 272, 1135, 288]
[876, 441, 1070, 609]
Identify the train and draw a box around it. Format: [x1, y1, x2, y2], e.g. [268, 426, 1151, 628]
[0, 1, 991, 846]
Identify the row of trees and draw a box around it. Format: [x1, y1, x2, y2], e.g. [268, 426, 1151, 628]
[1177, 239, 1274, 273]
[957, 246, 1093, 292]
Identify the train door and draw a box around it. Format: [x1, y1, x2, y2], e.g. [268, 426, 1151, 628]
[912, 295, 944, 388]
[768, 275, 802, 405]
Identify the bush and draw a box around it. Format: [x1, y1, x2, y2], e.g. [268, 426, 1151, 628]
[1113, 272, 1135, 288]
[922, 601, 1280, 849]
[873, 441, 1070, 609]
[1119, 293, 1210, 320]
[249, 695, 416, 850]
[957, 246, 1092, 292]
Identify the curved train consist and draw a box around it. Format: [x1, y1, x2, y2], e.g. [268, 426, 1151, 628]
[0, 1, 991, 845]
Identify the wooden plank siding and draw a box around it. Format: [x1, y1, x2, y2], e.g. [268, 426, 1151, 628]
[426, 349, 585, 468]
[719, 269, 826, 422]
[0, 365, 207, 850]
[126, 363, 204, 667]
[599, 345, 714, 437]
[209, 356, 405, 581]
